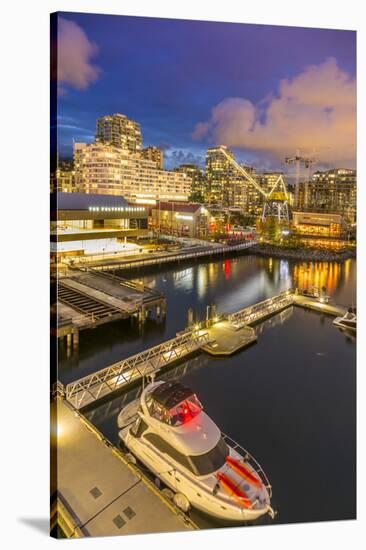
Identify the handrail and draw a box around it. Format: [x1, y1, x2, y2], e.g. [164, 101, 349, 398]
[88, 241, 257, 271]
[228, 289, 294, 325]
[65, 330, 210, 408]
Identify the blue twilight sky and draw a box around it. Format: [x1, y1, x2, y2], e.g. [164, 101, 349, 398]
[55, 12, 356, 171]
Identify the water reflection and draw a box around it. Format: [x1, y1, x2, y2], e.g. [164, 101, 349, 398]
[255, 306, 294, 335]
[59, 256, 356, 383]
[292, 261, 347, 296]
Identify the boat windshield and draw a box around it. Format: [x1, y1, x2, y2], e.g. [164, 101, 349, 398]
[168, 394, 203, 426]
[189, 437, 229, 476]
[146, 393, 203, 426]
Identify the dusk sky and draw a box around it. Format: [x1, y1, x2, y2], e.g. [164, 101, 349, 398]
[55, 12, 356, 172]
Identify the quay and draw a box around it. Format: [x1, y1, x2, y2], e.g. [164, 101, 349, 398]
[53, 269, 166, 350]
[74, 240, 257, 272]
[51, 398, 195, 537]
[60, 289, 350, 410]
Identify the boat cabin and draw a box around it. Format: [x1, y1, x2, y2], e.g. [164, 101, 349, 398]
[146, 382, 203, 426]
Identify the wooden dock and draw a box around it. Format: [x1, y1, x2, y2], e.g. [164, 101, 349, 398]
[51, 398, 195, 537]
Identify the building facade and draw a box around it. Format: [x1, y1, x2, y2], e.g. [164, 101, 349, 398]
[150, 202, 211, 238]
[205, 146, 261, 213]
[141, 146, 164, 169]
[206, 146, 235, 206]
[294, 169, 356, 223]
[50, 168, 76, 193]
[74, 142, 192, 202]
[292, 211, 345, 238]
[96, 113, 142, 153]
[175, 164, 207, 203]
[51, 192, 148, 260]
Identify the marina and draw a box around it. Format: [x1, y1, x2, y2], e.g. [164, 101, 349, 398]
[55, 254, 356, 531]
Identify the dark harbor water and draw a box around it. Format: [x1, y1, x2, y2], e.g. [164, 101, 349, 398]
[59, 255, 356, 383]
[60, 254, 356, 527]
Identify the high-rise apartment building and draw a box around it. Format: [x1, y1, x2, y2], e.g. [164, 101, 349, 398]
[74, 142, 191, 202]
[295, 168, 356, 223]
[205, 146, 234, 206]
[96, 113, 142, 153]
[206, 146, 261, 213]
[141, 146, 164, 169]
[175, 164, 207, 203]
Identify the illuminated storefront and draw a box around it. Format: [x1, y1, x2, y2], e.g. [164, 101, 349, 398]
[292, 211, 345, 238]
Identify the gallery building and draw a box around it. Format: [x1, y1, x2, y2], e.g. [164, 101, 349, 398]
[50, 192, 148, 261]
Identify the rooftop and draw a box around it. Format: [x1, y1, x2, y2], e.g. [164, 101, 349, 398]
[156, 201, 205, 214]
[55, 193, 129, 211]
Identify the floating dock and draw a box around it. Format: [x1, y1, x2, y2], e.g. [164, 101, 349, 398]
[51, 398, 195, 537]
[292, 294, 347, 317]
[60, 289, 351, 410]
[201, 322, 257, 355]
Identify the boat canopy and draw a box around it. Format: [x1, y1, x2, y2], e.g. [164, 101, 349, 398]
[147, 382, 203, 426]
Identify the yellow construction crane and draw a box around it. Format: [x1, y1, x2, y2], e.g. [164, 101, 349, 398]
[218, 147, 290, 222]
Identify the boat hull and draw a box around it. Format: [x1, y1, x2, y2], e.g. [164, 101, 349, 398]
[119, 427, 271, 523]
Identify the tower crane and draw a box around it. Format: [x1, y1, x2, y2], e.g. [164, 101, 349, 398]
[218, 146, 290, 222]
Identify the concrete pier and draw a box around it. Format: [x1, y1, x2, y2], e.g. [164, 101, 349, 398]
[55, 269, 166, 346]
[51, 398, 195, 537]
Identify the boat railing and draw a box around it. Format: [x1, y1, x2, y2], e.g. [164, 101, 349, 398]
[222, 432, 272, 498]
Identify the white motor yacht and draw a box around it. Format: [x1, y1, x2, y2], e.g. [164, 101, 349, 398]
[118, 380, 274, 522]
[333, 308, 356, 332]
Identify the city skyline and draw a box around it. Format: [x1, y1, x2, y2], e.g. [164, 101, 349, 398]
[54, 13, 356, 171]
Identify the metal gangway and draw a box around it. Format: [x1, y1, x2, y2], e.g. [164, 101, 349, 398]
[227, 289, 294, 328]
[65, 330, 210, 409]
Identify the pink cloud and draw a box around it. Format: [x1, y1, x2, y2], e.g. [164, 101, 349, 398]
[192, 58, 356, 166]
[58, 17, 101, 92]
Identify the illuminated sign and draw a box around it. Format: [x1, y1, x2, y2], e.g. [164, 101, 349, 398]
[176, 214, 193, 221]
[88, 206, 145, 212]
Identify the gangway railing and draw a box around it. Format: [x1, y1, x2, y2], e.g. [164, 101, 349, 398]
[65, 330, 210, 409]
[227, 289, 294, 327]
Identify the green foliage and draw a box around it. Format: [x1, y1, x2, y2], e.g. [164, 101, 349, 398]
[188, 190, 205, 203]
[259, 217, 282, 242]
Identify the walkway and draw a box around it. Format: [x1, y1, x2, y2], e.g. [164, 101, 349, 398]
[51, 398, 194, 537]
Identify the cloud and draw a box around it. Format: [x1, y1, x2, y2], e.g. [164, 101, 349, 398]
[58, 17, 101, 92]
[164, 148, 205, 169]
[192, 58, 356, 167]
